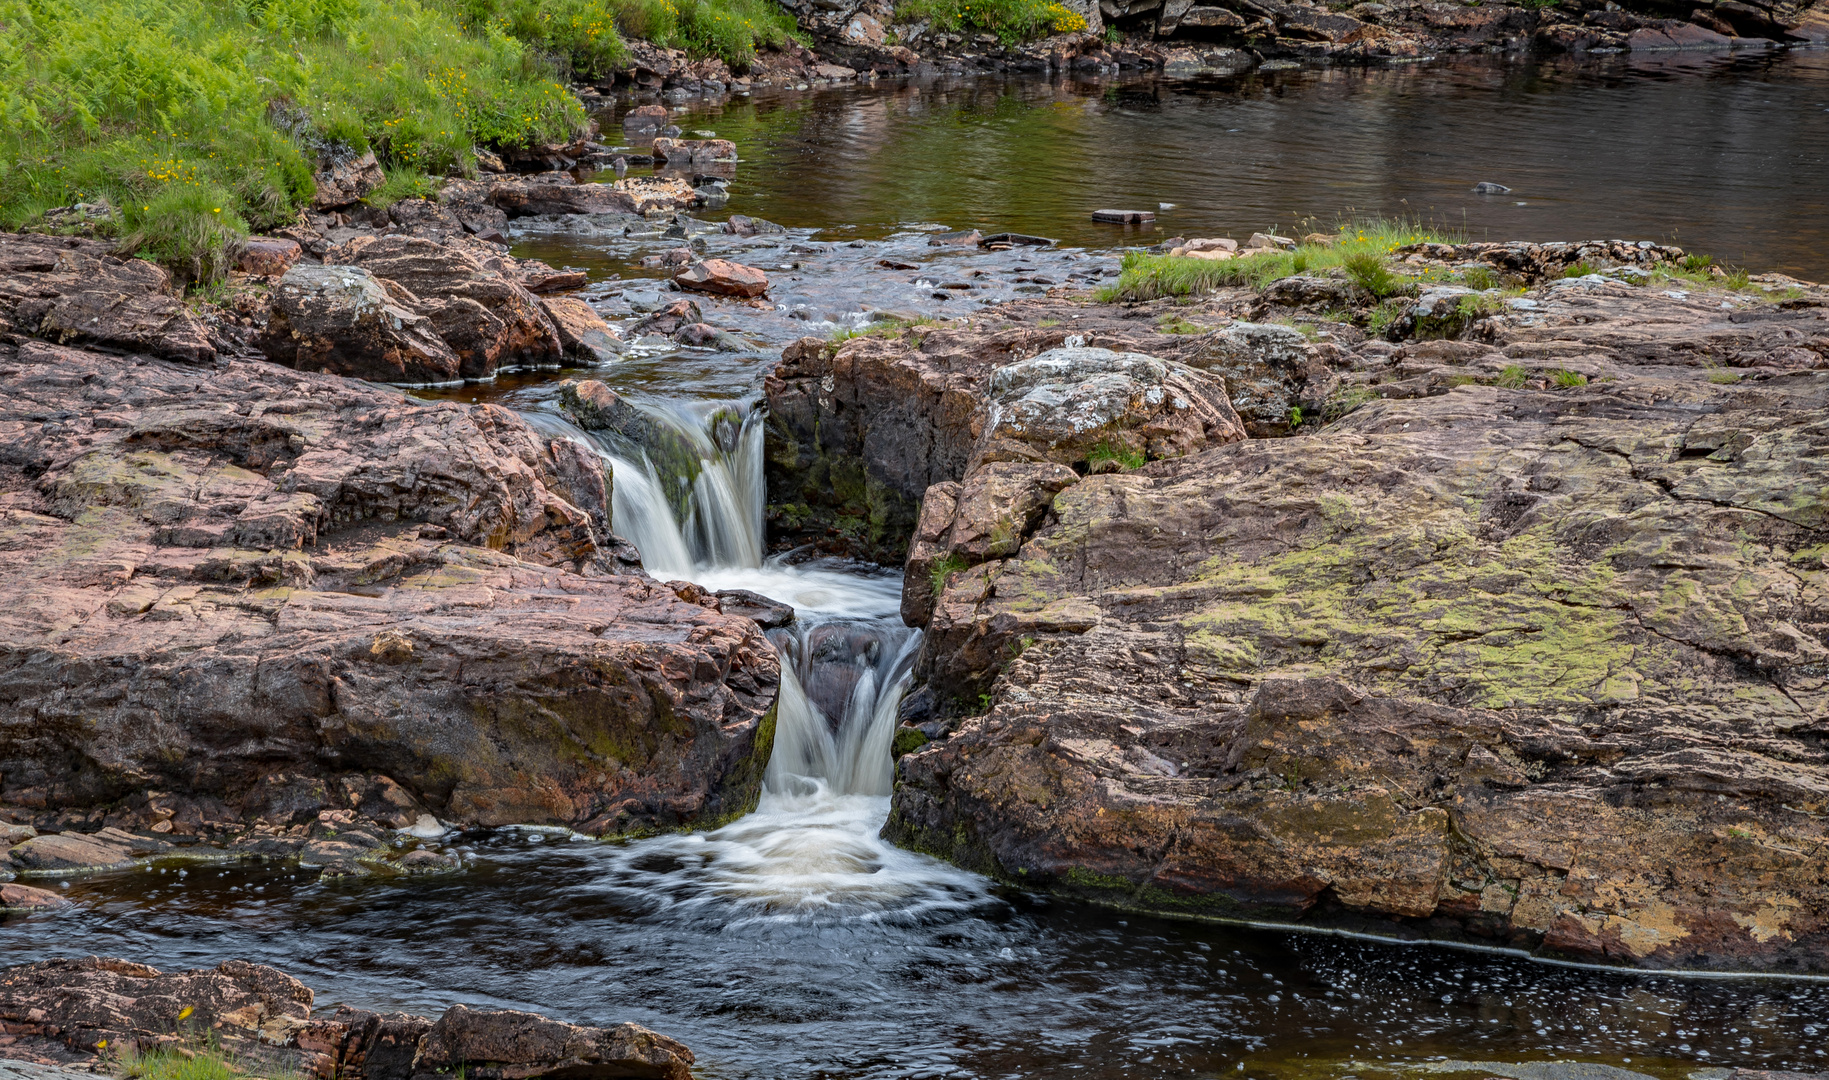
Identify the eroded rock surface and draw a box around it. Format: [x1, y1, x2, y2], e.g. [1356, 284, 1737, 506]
[0, 958, 692, 1080]
[832, 275, 1829, 972]
[0, 340, 777, 838]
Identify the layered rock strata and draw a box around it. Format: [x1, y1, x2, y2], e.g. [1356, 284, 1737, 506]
[0, 338, 778, 848]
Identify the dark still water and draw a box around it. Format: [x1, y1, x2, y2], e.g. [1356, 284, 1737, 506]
[603, 49, 1829, 279]
[17, 838, 1829, 1080]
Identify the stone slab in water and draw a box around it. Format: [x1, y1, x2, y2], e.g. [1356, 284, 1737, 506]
[1091, 209, 1155, 223]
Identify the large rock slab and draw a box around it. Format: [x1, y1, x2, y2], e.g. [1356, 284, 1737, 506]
[877, 281, 1829, 972]
[415, 1004, 693, 1080]
[0, 233, 215, 363]
[0, 340, 776, 835]
[0, 957, 313, 1054]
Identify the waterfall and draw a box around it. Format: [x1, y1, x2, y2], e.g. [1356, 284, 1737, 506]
[534, 394, 918, 800]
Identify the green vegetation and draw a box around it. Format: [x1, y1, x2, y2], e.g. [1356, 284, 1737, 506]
[1324, 385, 1377, 421]
[1085, 439, 1145, 471]
[1495, 365, 1530, 389]
[831, 314, 941, 342]
[1096, 218, 1458, 303]
[1365, 297, 1408, 336]
[930, 552, 968, 597]
[1707, 369, 1741, 384]
[1562, 260, 1599, 278]
[1551, 368, 1588, 388]
[1680, 253, 1714, 273]
[1459, 264, 1498, 290]
[1287, 405, 1303, 428]
[0, 0, 796, 285]
[891, 726, 929, 757]
[1341, 250, 1402, 299]
[117, 1043, 302, 1080]
[1156, 313, 1206, 334]
[894, 0, 1087, 43]
[1454, 290, 1516, 319]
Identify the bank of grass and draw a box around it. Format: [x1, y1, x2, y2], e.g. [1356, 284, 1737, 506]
[1095, 218, 1464, 303]
[894, 0, 1088, 42]
[115, 1041, 305, 1080]
[0, 0, 796, 285]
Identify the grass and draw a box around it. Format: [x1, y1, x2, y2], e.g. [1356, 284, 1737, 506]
[1365, 297, 1408, 336]
[1341, 250, 1403, 299]
[1460, 264, 1498, 290]
[1096, 217, 1458, 303]
[1708, 369, 1741, 384]
[1156, 313, 1206, 334]
[894, 0, 1087, 43]
[830, 314, 940, 342]
[116, 1041, 304, 1080]
[1551, 369, 1588, 388]
[1085, 439, 1145, 471]
[361, 169, 442, 210]
[1562, 260, 1599, 278]
[930, 552, 968, 598]
[1495, 365, 1530, 389]
[0, 0, 796, 285]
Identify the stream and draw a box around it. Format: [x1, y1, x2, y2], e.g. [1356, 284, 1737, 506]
[12, 51, 1829, 1080]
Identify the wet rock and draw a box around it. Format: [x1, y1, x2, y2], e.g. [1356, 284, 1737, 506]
[312, 151, 384, 210]
[978, 233, 1054, 249]
[613, 177, 699, 215]
[5, 833, 135, 874]
[976, 346, 1246, 468]
[260, 264, 461, 384]
[0, 341, 777, 835]
[541, 297, 624, 363]
[715, 589, 796, 629]
[651, 137, 738, 164]
[325, 235, 563, 378]
[722, 214, 787, 236]
[416, 1004, 693, 1080]
[484, 178, 637, 218]
[1472, 181, 1512, 194]
[674, 258, 769, 298]
[0, 233, 216, 362]
[901, 462, 1080, 627]
[638, 247, 695, 271]
[631, 297, 704, 337]
[621, 104, 669, 132]
[1629, 19, 1734, 48]
[927, 229, 982, 247]
[675, 322, 747, 351]
[0, 882, 69, 911]
[238, 238, 303, 277]
[1091, 209, 1154, 223]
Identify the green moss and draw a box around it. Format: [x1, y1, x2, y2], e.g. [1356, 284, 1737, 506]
[891, 726, 929, 757]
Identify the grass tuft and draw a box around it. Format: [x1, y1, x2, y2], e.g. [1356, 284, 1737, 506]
[930, 552, 968, 598]
[1085, 439, 1145, 471]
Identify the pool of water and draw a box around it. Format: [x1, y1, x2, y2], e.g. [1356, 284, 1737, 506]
[554, 49, 1829, 280]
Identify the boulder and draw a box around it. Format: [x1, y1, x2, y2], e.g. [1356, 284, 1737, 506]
[540, 297, 623, 363]
[714, 589, 796, 629]
[416, 1005, 693, 1080]
[630, 297, 704, 337]
[312, 151, 385, 210]
[722, 215, 787, 237]
[5, 832, 135, 873]
[238, 238, 303, 277]
[260, 264, 461, 384]
[0, 234, 216, 363]
[650, 137, 738, 164]
[0, 340, 777, 835]
[1629, 19, 1734, 48]
[1181, 321, 1342, 434]
[975, 346, 1247, 467]
[674, 259, 768, 298]
[675, 322, 746, 351]
[612, 177, 698, 215]
[325, 235, 563, 378]
[927, 229, 982, 247]
[621, 104, 669, 131]
[0, 882, 70, 910]
[486, 179, 638, 217]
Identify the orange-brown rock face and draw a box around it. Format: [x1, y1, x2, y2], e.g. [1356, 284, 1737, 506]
[0, 340, 777, 836]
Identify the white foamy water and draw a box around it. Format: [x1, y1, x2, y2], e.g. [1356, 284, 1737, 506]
[541, 393, 990, 919]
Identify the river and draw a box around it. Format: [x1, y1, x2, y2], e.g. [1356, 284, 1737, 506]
[13, 51, 1829, 1080]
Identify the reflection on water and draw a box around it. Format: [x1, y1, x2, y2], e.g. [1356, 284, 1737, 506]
[570, 50, 1829, 279]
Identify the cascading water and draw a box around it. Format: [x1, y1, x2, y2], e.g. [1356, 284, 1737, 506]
[543, 396, 989, 918]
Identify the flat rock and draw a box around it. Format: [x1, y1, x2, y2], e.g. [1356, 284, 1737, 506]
[714, 589, 796, 629]
[1091, 209, 1155, 223]
[0, 233, 215, 363]
[416, 1004, 693, 1080]
[0, 957, 313, 1054]
[0, 883, 72, 910]
[541, 297, 623, 363]
[674, 259, 768, 298]
[6, 833, 135, 874]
